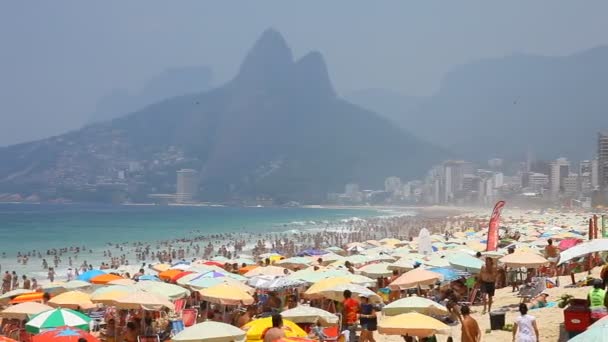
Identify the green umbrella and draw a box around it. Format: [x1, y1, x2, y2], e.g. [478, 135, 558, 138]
[569, 317, 608, 342]
[447, 253, 483, 273]
[26, 308, 91, 333]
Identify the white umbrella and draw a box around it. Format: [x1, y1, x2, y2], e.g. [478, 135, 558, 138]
[172, 321, 246, 342]
[499, 251, 548, 268]
[357, 262, 393, 278]
[281, 305, 339, 325]
[558, 239, 608, 265]
[319, 283, 382, 303]
[0, 302, 53, 319]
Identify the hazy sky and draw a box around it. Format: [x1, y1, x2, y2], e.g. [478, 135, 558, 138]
[1, 1, 607, 146]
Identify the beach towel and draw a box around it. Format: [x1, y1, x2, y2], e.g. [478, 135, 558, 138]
[530, 301, 557, 310]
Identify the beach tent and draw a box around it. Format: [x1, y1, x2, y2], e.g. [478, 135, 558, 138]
[499, 251, 548, 268]
[0, 302, 53, 320]
[172, 321, 246, 342]
[48, 291, 95, 310]
[382, 296, 449, 316]
[558, 239, 608, 265]
[378, 312, 448, 337]
[388, 268, 443, 290]
[26, 308, 91, 334]
[280, 305, 339, 325]
[76, 269, 105, 282]
[199, 283, 254, 305]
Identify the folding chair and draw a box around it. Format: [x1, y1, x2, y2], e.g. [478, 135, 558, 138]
[137, 335, 160, 342]
[182, 308, 198, 327]
[173, 298, 186, 316]
[170, 319, 185, 336]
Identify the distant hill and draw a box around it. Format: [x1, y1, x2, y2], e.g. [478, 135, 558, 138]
[349, 47, 608, 161]
[0, 29, 443, 203]
[89, 66, 213, 123]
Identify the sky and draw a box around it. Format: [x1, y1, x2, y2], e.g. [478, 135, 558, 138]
[1, 1, 607, 146]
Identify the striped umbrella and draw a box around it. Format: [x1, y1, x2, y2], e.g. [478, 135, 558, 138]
[26, 308, 91, 334]
[32, 326, 100, 342]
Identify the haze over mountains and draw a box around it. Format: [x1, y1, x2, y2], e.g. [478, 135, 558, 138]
[0, 30, 442, 203]
[89, 66, 213, 123]
[347, 46, 608, 161]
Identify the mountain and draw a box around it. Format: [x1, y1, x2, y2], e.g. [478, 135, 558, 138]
[344, 89, 425, 131]
[351, 47, 608, 161]
[0, 29, 442, 203]
[89, 66, 213, 123]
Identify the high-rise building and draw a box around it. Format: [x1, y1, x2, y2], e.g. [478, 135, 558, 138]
[528, 173, 549, 191]
[563, 174, 579, 196]
[599, 132, 608, 195]
[592, 158, 599, 189]
[550, 158, 570, 196]
[176, 169, 198, 203]
[384, 177, 402, 194]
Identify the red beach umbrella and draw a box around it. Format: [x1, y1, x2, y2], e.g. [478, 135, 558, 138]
[558, 238, 582, 251]
[171, 271, 194, 283]
[203, 261, 225, 267]
[32, 326, 100, 342]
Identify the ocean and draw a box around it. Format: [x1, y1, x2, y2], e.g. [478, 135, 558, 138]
[0, 203, 388, 278]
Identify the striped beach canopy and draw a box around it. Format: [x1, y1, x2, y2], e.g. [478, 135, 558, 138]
[26, 308, 91, 334]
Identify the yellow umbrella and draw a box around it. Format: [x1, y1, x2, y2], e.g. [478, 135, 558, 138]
[389, 268, 442, 290]
[114, 290, 174, 310]
[107, 278, 137, 286]
[90, 285, 135, 304]
[304, 277, 351, 299]
[466, 241, 486, 252]
[378, 312, 448, 337]
[151, 263, 171, 272]
[199, 283, 254, 305]
[242, 317, 306, 342]
[48, 291, 96, 310]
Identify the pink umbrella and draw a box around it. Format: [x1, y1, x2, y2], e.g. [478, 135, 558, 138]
[558, 238, 582, 251]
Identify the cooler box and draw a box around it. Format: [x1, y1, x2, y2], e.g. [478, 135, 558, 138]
[564, 299, 591, 332]
[489, 311, 506, 330]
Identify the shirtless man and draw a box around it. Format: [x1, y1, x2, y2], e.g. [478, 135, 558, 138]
[479, 258, 497, 314]
[264, 314, 286, 342]
[545, 239, 560, 276]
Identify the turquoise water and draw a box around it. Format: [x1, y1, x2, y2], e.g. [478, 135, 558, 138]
[0, 203, 379, 256]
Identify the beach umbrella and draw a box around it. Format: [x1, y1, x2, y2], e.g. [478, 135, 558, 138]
[136, 281, 190, 300]
[113, 291, 174, 310]
[244, 265, 289, 277]
[447, 253, 483, 273]
[238, 265, 259, 275]
[0, 337, 17, 342]
[389, 268, 443, 290]
[288, 269, 348, 283]
[211, 256, 231, 263]
[172, 321, 246, 342]
[318, 283, 382, 303]
[171, 271, 195, 283]
[90, 273, 123, 285]
[151, 263, 171, 272]
[499, 251, 548, 268]
[0, 302, 53, 320]
[388, 259, 416, 271]
[63, 280, 92, 291]
[0, 289, 35, 303]
[229, 258, 256, 266]
[76, 269, 105, 282]
[48, 291, 95, 310]
[10, 292, 46, 304]
[159, 269, 184, 281]
[243, 317, 306, 342]
[203, 261, 225, 267]
[558, 238, 583, 251]
[428, 268, 469, 282]
[41, 282, 68, 294]
[358, 262, 393, 278]
[138, 275, 161, 281]
[250, 276, 306, 291]
[382, 296, 449, 316]
[422, 256, 450, 268]
[281, 305, 339, 325]
[364, 254, 396, 263]
[170, 263, 192, 271]
[569, 315, 608, 342]
[325, 246, 346, 255]
[199, 283, 254, 305]
[304, 277, 352, 299]
[482, 251, 505, 259]
[90, 285, 135, 304]
[558, 239, 608, 265]
[107, 278, 136, 286]
[32, 326, 100, 342]
[26, 308, 91, 334]
[275, 257, 313, 269]
[378, 312, 448, 337]
[176, 272, 204, 286]
[193, 277, 255, 294]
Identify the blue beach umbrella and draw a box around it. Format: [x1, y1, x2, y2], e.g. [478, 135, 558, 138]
[138, 275, 161, 282]
[428, 268, 469, 282]
[76, 270, 105, 282]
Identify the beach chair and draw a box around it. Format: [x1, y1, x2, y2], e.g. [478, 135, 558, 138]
[517, 277, 546, 303]
[182, 308, 198, 327]
[173, 298, 186, 316]
[170, 319, 185, 336]
[137, 335, 160, 342]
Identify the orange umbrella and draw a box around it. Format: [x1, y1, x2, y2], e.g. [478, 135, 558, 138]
[239, 265, 259, 275]
[159, 269, 183, 281]
[171, 271, 194, 283]
[10, 292, 46, 304]
[90, 273, 124, 285]
[0, 336, 18, 342]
